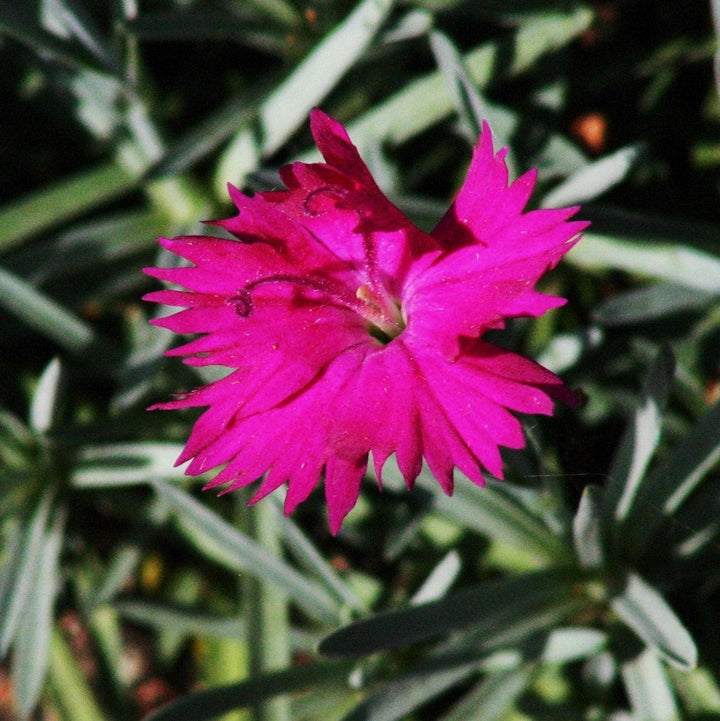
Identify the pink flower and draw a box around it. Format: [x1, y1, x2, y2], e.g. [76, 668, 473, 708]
[145, 110, 587, 534]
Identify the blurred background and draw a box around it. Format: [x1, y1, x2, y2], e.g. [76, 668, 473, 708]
[1, 1, 720, 720]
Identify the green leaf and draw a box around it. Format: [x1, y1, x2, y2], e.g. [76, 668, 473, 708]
[622, 399, 720, 557]
[276, 507, 366, 613]
[592, 283, 718, 325]
[541, 627, 607, 664]
[12, 507, 66, 717]
[333, 8, 593, 158]
[0, 0, 114, 76]
[438, 667, 534, 721]
[541, 144, 641, 207]
[0, 264, 118, 362]
[429, 29, 515, 169]
[71, 443, 188, 488]
[712, 0, 720, 99]
[114, 600, 245, 640]
[44, 0, 119, 69]
[48, 627, 106, 721]
[411, 551, 462, 605]
[0, 162, 135, 252]
[421, 476, 572, 566]
[611, 572, 697, 670]
[29, 358, 65, 435]
[604, 346, 675, 527]
[145, 659, 356, 721]
[621, 648, 681, 721]
[215, 0, 396, 192]
[0, 492, 54, 656]
[567, 233, 720, 292]
[669, 665, 720, 714]
[572, 485, 604, 570]
[151, 480, 341, 624]
[319, 570, 583, 657]
[342, 661, 482, 721]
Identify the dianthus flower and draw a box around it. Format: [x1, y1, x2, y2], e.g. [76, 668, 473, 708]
[145, 110, 587, 533]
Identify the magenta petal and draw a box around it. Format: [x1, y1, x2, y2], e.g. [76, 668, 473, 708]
[145, 111, 586, 533]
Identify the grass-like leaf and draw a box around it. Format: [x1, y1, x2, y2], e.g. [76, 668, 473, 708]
[541, 144, 642, 207]
[621, 647, 681, 721]
[71, 443, 188, 488]
[151, 480, 342, 624]
[215, 0, 395, 192]
[29, 358, 65, 435]
[592, 283, 718, 325]
[422, 476, 572, 566]
[603, 345, 675, 528]
[48, 627, 106, 721]
[611, 572, 697, 670]
[275, 506, 366, 613]
[572, 485, 604, 570]
[12, 507, 65, 717]
[0, 492, 54, 656]
[0, 264, 118, 363]
[319, 569, 583, 657]
[0, 0, 115, 76]
[145, 659, 356, 721]
[0, 162, 135, 252]
[568, 232, 720, 292]
[335, 8, 593, 158]
[438, 667, 534, 721]
[620, 399, 720, 558]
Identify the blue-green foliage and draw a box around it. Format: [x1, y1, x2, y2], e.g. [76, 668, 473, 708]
[1, 1, 720, 719]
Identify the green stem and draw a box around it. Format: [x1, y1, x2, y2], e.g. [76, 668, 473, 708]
[239, 495, 292, 721]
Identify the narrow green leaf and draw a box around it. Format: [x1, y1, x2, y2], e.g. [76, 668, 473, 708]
[592, 283, 718, 325]
[439, 667, 534, 721]
[669, 666, 720, 714]
[621, 648, 681, 721]
[0, 1, 113, 76]
[145, 659, 356, 721]
[611, 572, 697, 670]
[151, 481, 341, 624]
[711, 0, 720, 98]
[541, 628, 607, 664]
[573, 485, 604, 570]
[0, 492, 54, 656]
[422, 476, 571, 566]
[567, 233, 720, 292]
[239, 496, 292, 721]
[411, 551, 461, 606]
[0, 162, 135, 252]
[319, 570, 582, 657]
[13, 508, 66, 717]
[29, 358, 65, 435]
[115, 601, 245, 640]
[215, 0, 395, 192]
[662, 401, 720, 514]
[48, 627, 107, 721]
[429, 29, 514, 164]
[0, 265, 117, 362]
[71, 443, 188, 488]
[46, 0, 119, 68]
[622, 399, 720, 557]
[333, 8, 593, 158]
[276, 506, 366, 613]
[342, 661, 481, 721]
[604, 346, 675, 526]
[541, 144, 641, 207]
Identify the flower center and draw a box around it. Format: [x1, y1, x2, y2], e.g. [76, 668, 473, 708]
[229, 274, 405, 343]
[355, 284, 405, 342]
